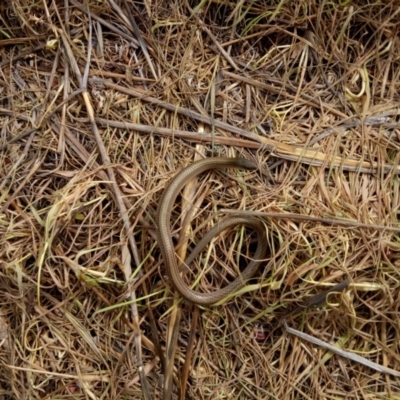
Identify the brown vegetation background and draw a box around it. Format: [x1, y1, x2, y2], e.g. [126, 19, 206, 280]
[0, 1, 400, 399]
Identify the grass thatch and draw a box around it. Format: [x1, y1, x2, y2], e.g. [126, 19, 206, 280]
[1, 1, 400, 399]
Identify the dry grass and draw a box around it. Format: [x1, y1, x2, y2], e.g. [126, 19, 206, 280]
[1, 0, 400, 399]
